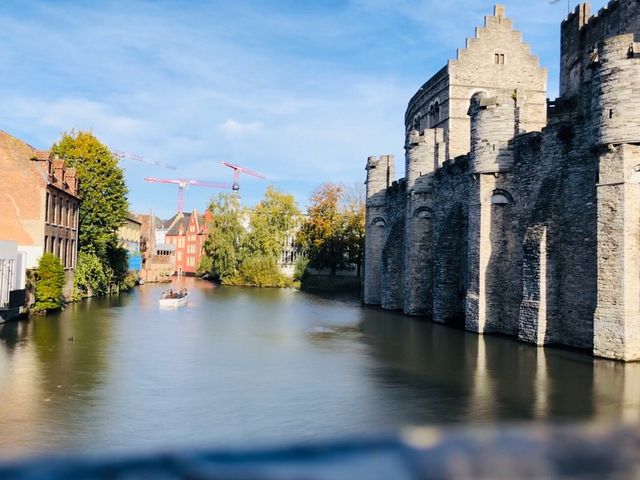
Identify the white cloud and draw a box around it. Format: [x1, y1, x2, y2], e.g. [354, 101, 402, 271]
[220, 119, 264, 137]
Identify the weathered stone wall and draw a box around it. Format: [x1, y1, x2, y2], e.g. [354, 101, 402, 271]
[381, 181, 406, 310]
[362, 3, 640, 361]
[363, 155, 394, 305]
[560, 0, 640, 98]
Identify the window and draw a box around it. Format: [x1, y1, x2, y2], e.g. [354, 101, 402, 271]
[413, 207, 433, 219]
[491, 189, 513, 205]
[45, 193, 50, 222]
[495, 53, 505, 65]
[371, 217, 386, 227]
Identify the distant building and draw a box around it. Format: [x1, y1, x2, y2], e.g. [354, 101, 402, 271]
[277, 215, 305, 278]
[135, 213, 176, 282]
[165, 209, 210, 275]
[117, 216, 142, 272]
[0, 130, 80, 299]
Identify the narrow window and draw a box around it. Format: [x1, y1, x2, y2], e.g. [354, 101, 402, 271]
[609, 109, 614, 119]
[495, 53, 505, 64]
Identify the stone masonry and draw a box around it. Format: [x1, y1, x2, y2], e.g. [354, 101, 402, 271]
[363, 1, 640, 361]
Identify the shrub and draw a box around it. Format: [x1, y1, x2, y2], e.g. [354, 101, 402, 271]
[224, 254, 293, 288]
[34, 253, 65, 312]
[73, 251, 109, 299]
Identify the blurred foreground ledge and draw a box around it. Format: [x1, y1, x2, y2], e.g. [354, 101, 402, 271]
[1, 424, 639, 479]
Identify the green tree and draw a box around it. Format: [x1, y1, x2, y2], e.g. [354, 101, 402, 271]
[73, 251, 109, 298]
[34, 253, 66, 312]
[202, 192, 246, 280]
[247, 186, 300, 258]
[51, 130, 129, 297]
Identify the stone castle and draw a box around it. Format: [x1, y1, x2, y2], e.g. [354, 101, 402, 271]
[362, 1, 640, 361]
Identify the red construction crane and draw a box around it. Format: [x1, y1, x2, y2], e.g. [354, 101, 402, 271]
[144, 177, 232, 213]
[221, 162, 266, 191]
[112, 149, 177, 170]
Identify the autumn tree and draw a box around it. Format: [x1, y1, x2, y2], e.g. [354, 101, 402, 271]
[297, 182, 365, 276]
[341, 183, 366, 276]
[297, 183, 345, 274]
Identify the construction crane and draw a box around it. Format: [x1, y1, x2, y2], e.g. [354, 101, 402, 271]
[112, 149, 177, 170]
[221, 162, 266, 191]
[144, 177, 232, 213]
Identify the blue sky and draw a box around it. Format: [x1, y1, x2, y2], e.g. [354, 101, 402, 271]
[0, 0, 609, 218]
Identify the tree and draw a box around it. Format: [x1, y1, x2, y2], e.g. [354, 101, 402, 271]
[34, 253, 66, 312]
[341, 183, 366, 276]
[51, 130, 129, 296]
[297, 182, 365, 276]
[297, 183, 345, 274]
[247, 186, 300, 258]
[51, 130, 129, 257]
[202, 192, 246, 280]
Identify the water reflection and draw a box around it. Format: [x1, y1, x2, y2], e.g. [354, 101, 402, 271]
[0, 279, 639, 460]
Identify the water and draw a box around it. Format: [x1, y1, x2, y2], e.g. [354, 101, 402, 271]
[0, 278, 638, 460]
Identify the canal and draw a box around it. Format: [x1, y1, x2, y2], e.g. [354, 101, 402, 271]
[0, 278, 639, 460]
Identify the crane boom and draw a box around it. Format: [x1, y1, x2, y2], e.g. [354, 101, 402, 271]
[221, 162, 266, 191]
[112, 149, 177, 170]
[144, 177, 232, 212]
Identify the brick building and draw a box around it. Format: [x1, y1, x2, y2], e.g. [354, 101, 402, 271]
[165, 209, 210, 275]
[0, 130, 79, 285]
[136, 213, 176, 282]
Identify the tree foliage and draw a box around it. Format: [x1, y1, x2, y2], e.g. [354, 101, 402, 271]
[201, 187, 300, 287]
[247, 186, 299, 258]
[51, 130, 128, 257]
[296, 182, 365, 275]
[202, 193, 247, 280]
[51, 130, 130, 297]
[34, 253, 66, 312]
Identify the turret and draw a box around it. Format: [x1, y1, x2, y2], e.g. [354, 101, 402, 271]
[560, 3, 591, 98]
[591, 33, 640, 147]
[363, 155, 395, 305]
[468, 92, 515, 174]
[404, 129, 444, 190]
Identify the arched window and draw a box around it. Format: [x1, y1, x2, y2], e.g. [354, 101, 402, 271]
[491, 189, 513, 205]
[434, 101, 440, 124]
[413, 207, 433, 219]
[371, 217, 387, 228]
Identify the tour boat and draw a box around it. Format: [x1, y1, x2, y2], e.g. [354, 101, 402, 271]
[159, 290, 188, 308]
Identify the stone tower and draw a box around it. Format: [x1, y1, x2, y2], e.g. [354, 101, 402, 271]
[592, 33, 640, 361]
[401, 129, 442, 315]
[363, 155, 394, 305]
[465, 92, 518, 334]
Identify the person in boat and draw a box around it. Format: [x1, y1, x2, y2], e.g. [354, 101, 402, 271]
[162, 289, 174, 299]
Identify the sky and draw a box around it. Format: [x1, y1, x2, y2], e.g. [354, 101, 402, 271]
[0, 0, 610, 219]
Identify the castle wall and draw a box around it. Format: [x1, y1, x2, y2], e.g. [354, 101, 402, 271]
[381, 182, 406, 310]
[363, 155, 395, 305]
[560, 0, 640, 98]
[363, 3, 640, 361]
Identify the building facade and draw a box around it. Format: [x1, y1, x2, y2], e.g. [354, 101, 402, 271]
[136, 213, 176, 282]
[362, 2, 640, 361]
[165, 210, 209, 275]
[0, 130, 80, 301]
[117, 216, 142, 272]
